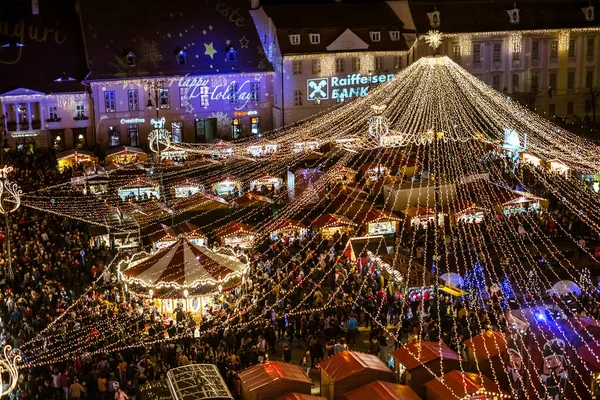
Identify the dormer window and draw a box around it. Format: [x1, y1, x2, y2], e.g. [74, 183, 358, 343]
[177, 50, 187, 65]
[507, 3, 520, 24]
[389, 31, 400, 41]
[126, 52, 136, 66]
[309, 33, 320, 45]
[370, 31, 381, 42]
[289, 34, 301, 45]
[227, 47, 237, 62]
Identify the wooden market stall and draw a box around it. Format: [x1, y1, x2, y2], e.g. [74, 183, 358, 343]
[331, 167, 357, 185]
[445, 200, 487, 225]
[359, 162, 390, 182]
[105, 145, 148, 164]
[170, 177, 204, 198]
[391, 340, 461, 399]
[70, 166, 110, 195]
[230, 192, 273, 208]
[250, 175, 283, 192]
[521, 152, 542, 167]
[56, 149, 98, 171]
[463, 330, 509, 388]
[344, 381, 421, 400]
[119, 237, 247, 317]
[247, 139, 278, 157]
[319, 351, 394, 400]
[210, 141, 234, 159]
[292, 138, 320, 153]
[149, 221, 207, 250]
[547, 158, 570, 175]
[311, 213, 356, 238]
[238, 361, 312, 400]
[355, 209, 401, 237]
[465, 181, 548, 215]
[117, 177, 160, 201]
[344, 235, 389, 262]
[576, 340, 600, 398]
[425, 370, 510, 400]
[171, 192, 229, 212]
[268, 219, 307, 241]
[212, 179, 242, 197]
[401, 205, 441, 228]
[216, 222, 256, 248]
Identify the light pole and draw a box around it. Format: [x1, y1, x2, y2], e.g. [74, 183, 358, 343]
[144, 80, 168, 163]
[0, 166, 22, 281]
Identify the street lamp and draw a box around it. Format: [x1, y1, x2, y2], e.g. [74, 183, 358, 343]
[0, 166, 22, 281]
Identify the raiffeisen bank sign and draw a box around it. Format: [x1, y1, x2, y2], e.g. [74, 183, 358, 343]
[306, 73, 396, 101]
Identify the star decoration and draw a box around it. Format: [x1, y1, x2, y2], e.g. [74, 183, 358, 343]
[204, 42, 217, 59]
[239, 36, 249, 48]
[226, 39, 231, 45]
[424, 30, 443, 50]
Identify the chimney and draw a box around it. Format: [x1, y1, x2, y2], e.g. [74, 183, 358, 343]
[250, 0, 260, 10]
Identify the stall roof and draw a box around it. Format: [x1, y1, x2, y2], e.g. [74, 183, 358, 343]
[463, 330, 507, 360]
[238, 361, 311, 392]
[355, 209, 401, 225]
[230, 193, 274, 208]
[345, 381, 421, 400]
[56, 149, 98, 161]
[345, 236, 389, 259]
[312, 214, 357, 231]
[318, 351, 393, 382]
[172, 192, 229, 211]
[149, 221, 206, 244]
[391, 340, 460, 371]
[105, 146, 147, 156]
[268, 218, 307, 233]
[401, 205, 435, 218]
[118, 177, 159, 190]
[216, 222, 256, 238]
[577, 340, 600, 371]
[424, 370, 508, 400]
[167, 364, 233, 400]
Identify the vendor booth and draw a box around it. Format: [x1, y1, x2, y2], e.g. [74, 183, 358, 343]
[212, 179, 242, 198]
[239, 361, 312, 400]
[344, 381, 420, 400]
[250, 175, 283, 192]
[547, 158, 570, 175]
[449, 201, 486, 224]
[172, 192, 228, 212]
[331, 167, 357, 185]
[71, 166, 110, 195]
[247, 140, 278, 157]
[149, 221, 206, 250]
[402, 205, 444, 228]
[521, 152, 542, 167]
[210, 142, 233, 159]
[424, 370, 510, 400]
[360, 163, 390, 181]
[216, 222, 256, 248]
[292, 139, 320, 153]
[57, 149, 98, 171]
[344, 235, 389, 262]
[105, 146, 148, 164]
[355, 209, 400, 236]
[311, 213, 356, 238]
[160, 148, 188, 162]
[170, 177, 204, 198]
[230, 193, 273, 208]
[119, 237, 247, 316]
[464, 331, 509, 389]
[118, 177, 161, 201]
[268, 219, 307, 241]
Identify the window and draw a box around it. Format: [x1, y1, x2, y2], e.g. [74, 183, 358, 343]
[513, 51, 520, 61]
[179, 87, 189, 108]
[370, 31, 381, 42]
[453, 45, 461, 60]
[567, 71, 575, 90]
[312, 59, 321, 74]
[550, 41, 558, 58]
[127, 125, 139, 147]
[567, 101, 574, 115]
[104, 91, 115, 113]
[587, 70, 594, 89]
[128, 89, 138, 111]
[309, 33, 320, 44]
[335, 58, 344, 73]
[171, 122, 182, 142]
[473, 44, 481, 63]
[389, 31, 400, 41]
[227, 48, 236, 62]
[200, 86, 209, 108]
[531, 71, 539, 92]
[108, 126, 120, 147]
[352, 57, 361, 72]
[549, 72, 557, 90]
[229, 82, 239, 104]
[76, 104, 85, 118]
[512, 74, 519, 92]
[493, 43, 501, 62]
[568, 39, 575, 57]
[231, 118, 241, 139]
[375, 56, 384, 71]
[178, 50, 187, 65]
[532, 41, 540, 60]
[393, 56, 401, 69]
[126, 52, 135, 66]
[292, 60, 303, 75]
[289, 34, 300, 45]
[251, 82, 260, 102]
[251, 116, 260, 135]
[48, 106, 58, 120]
[492, 75, 501, 90]
[549, 103, 556, 116]
[159, 88, 169, 109]
[294, 90, 303, 106]
[587, 38, 595, 57]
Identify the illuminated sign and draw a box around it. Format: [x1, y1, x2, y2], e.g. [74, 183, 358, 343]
[306, 73, 396, 101]
[171, 75, 260, 111]
[233, 110, 258, 117]
[120, 118, 146, 124]
[11, 132, 38, 138]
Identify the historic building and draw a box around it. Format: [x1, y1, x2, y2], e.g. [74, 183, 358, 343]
[410, 0, 600, 121]
[250, 0, 417, 128]
[0, 0, 92, 153]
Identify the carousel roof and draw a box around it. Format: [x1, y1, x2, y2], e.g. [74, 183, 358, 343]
[121, 237, 246, 288]
[56, 149, 98, 161]
[391, 340, 460, 371]
[312, 213, 357, 231]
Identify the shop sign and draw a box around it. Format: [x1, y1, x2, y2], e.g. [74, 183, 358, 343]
[233, 110, 258, 117]
[307, 73, 396, 101]
[171, 75, 260, 111]
[120, 118, 146, 125]
[11, 131, 38, 138]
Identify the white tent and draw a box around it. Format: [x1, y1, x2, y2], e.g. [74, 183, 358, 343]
[440, 272, 464, 288]
[547, 280, 582, 296]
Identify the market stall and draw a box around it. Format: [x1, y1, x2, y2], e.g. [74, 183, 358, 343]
[160, 148, 188, 162]
[149, 221, 206, 250]
[401, 205, 443, 228]
[70, 166, 110, 195]
[171, 192, 229, 212]
[521, 152, 542, 167]
[216, 222, 256, 248]
[56, 149, 98, 172]
[464, 331, 509, 388]
[230, 192, 273, 208]
[311, 213, 356, 238]
[359, 163, 390, 182]
[344, 235, 389, 262]
[210, 141, 233, 159]
[170, 177, 204, 198]
[344, 381, 420, 400]
[239, 361, 312, 400]
[247, 139, 278, 157]
[424, 370, 510, 400]
[355, 209, 400, 236]
[268, 218, 307, 241]
[547, 158, 570, 175]
[212, 179, 242, 197]
[117, 177, 161, 201]
[331, 167, 357, 185]
[105, 145, 148, 164]
[250, 175, 283, 192]
[292, 138, 320, 153]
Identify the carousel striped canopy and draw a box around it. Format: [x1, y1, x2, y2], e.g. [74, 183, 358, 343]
[121, 237, 246, 288]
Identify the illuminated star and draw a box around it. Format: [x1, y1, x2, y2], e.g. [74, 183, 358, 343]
[424, 30, 443, 49]
[239, 36, 249, 48]
[226, 39, 231, 45]
[204, 42, 217, 59]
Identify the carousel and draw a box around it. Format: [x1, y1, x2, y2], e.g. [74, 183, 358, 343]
[56, 149, 98, 172]
[118, 237, 247, 316]
[267, 218, 307, 241]
[216, 222, 256, 248]
[105, 145, 148, 164]
[311, 213, 356, 238]
[149, 221, 207, 250]
[117, 177, 161, 201]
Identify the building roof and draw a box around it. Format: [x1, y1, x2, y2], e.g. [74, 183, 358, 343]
[345, 236, 389, 259]
[318, 351, 393, 382]
[463, 330, 507, 360]
[410, 0, 597, 34]
[0, 0, 88, 94]
[78, 0, 271, 80]
[391, 340, 461, 371]
[424, 370, 509, 400]
[345, 381, 422, 400]
[215, 222, 256, 238]
[355, 209, 401, 225]
[238, 361, 311, 392]
[262, 3, 410, 54]
[312, 213, 357, 231]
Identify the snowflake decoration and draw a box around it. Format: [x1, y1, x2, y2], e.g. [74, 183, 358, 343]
[139, 38, 163, 68]
[424, 30, 444, 49]
[256, 46, 271, 70]
[210, 111, 232, 134]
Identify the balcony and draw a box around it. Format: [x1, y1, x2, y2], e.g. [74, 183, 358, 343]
[73, 115, 91, 128]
